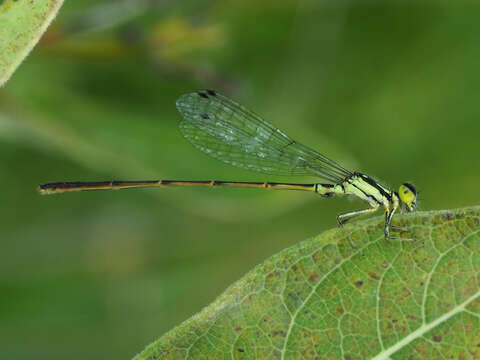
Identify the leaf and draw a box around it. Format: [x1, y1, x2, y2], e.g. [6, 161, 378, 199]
[0, 0, 64, 86]
[133, 206, 480, 359]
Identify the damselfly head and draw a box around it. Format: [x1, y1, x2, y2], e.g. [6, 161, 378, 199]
[398, 183, 417, 212]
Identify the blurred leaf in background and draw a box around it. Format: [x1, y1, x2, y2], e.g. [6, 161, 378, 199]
[1, 0, 480, 359]
[0, 0, 64, 85]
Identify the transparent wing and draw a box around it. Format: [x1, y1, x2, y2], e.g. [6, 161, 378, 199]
[176, 90, 352, 183]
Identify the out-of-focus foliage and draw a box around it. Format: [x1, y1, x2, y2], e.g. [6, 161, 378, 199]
[0, 0, 64, 86]
[0, 1, 479, 359]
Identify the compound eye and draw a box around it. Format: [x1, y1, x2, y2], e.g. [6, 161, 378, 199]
[398, 183, 417, 208]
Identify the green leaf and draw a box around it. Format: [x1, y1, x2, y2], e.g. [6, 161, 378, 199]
[0, 0, 64, 86]
[134, 206, 480, 359]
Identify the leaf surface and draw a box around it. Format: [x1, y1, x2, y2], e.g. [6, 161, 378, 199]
[0, 0, 64, 86]
[134, 206, 480, 359]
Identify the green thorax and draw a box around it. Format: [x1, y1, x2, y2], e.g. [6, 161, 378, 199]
[341, 172, 394, 207]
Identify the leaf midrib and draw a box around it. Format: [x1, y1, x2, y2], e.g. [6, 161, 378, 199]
[372, 290, 480, 360]
[373, 231, 478, 359]
[282, 228, 478, 360]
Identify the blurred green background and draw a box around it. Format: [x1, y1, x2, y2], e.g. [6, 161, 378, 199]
[1, 0, 480, 359]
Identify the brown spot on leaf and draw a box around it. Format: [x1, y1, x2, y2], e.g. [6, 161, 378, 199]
[382, 261, 388, 268]
[337, 306, 344, 314]
[433, 335, 442, 342]
[309, 273, 319, 282]
[235, 326, 242, 332]
[401, 288, 412, 299]
[272, 330, 286, 337]
[370, 273, 380, 280]
[238, 348, 245, 352]
[354, 280, 364, 288]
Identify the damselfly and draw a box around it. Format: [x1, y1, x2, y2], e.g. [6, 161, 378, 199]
[39, 89, 418, 239]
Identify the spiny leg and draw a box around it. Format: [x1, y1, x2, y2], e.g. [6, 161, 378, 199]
[386, 203, 408, 234]
[384, 207, 414, 241]
[390, 224, 409, 231]
[384, 209, 393, 239]
[336, 206, 379, 249]
[337, 206, 379, 227]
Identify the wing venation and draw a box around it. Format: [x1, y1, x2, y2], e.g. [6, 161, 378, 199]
[176, 90, 352, 183]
